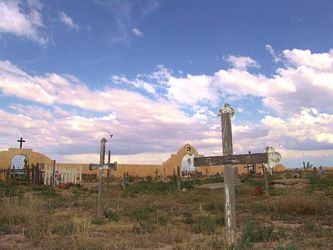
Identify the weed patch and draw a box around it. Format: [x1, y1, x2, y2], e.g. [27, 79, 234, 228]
[275, 243, 300, 250]
[132, 221, 156, 234]
[203, 200, 224, 214]
[192, 215, 216, 234]
[126, 181, 177, 195]
[241, 220, 275, 243]
[105, 210, 119, 222]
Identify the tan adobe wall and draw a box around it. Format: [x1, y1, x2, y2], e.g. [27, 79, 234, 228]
[162, 144, 200, 176]
[0, 147, 287, 181]
[55, 163, 163, 178]
[0, 148, 54, 169]
[113, 164, 162, 178]
[55, 163, 90, 174]
[196, 166, 224, 175]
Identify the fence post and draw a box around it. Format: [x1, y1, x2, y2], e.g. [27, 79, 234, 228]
[27, 164, 30, 185]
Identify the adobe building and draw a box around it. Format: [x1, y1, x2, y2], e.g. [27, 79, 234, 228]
[0, 144, 286, 180]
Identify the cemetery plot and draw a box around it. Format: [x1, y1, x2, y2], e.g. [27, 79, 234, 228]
[1, 175, 333, 249]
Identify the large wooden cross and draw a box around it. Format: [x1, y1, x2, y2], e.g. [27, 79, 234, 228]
[89, 138, 118, 218]
[194, 103, 281, 246]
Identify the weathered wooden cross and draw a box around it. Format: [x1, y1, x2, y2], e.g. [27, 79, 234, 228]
[194, 103, 281, 246]
[89, 138, 118, 218]
[17, 137, 26, 149]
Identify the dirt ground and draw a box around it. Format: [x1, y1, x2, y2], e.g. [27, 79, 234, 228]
[0, 175, 333, 250]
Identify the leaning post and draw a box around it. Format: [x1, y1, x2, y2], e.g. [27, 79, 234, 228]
[219, 103, 236, 246]
[98, 138, 107, 218]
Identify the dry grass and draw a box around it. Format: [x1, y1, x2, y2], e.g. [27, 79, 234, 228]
[0, 176, 333, 249]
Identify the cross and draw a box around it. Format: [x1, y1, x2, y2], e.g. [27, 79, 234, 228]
[17, 137, 26, 149]
[89, 138, 117, 218]
[193, 103, 281, 246]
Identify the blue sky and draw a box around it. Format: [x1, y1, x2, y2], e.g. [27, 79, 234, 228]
[1, 0, 333, 167]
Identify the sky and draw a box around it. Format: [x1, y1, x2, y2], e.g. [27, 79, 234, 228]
[1, 0, 333, 167]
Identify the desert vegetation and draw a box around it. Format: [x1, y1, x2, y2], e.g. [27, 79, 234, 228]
[0, 175, 333, 249]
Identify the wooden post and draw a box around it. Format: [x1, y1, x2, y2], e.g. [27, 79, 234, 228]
[51, 160, 56, 189]
[98, 138, 107, 218]
[107, 150, 111, 188]
[219, 103, 236, 246]
[263, 164, 269, 195]
[27, 164, 30, 185]
[176, 166, 181, 191]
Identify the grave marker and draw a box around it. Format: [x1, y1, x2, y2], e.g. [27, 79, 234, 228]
[89, 138, 117, 218]
[194, 103, 281, 246]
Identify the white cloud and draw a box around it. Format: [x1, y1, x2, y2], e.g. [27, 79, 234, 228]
[283, 48, 333, 71]
[227, 55, 260, 70]
[112, 75, 155, 94]
[1, 47, 333, 166]
[59, 11, 79, 31]
[265, 44, 282, 63]
[132, 27, 143, 37]
[0, 0, 47, 45]
[260, 108, 333, 152]
[0, 60, 210, 159]
[167, 74, 216, 105]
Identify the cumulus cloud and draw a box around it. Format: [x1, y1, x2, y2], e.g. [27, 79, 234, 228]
[283, 48, 333, 71]
[59, 11, 79, 31]
[227, 55, 260, 70]
[1, 47, 333, 166]
[132, 27, 143, 37]
[0, 0, 47, 45]
[0, 60, 209, 159]
[265, 44, 282, 63]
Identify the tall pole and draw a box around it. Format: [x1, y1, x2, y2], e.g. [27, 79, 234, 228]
[219, 103, 236, 246]
[98, 138, 107, 218]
